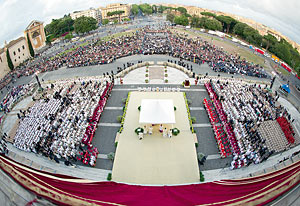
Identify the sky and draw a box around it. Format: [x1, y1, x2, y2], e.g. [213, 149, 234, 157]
[0, 0, 300, 47]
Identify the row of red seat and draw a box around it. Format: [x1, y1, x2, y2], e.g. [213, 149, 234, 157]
[277, 117, 295, 144]
[204, 83, 241, 156]
[82, 82, 114, 145]
[204, 97, 231, 157]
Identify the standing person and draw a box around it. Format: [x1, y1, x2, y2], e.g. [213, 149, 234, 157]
[159, 124, 163, 133]
[143, 125, 148, 135]
[163, 128, 167, 138]
[149, 126, 153, 135]
[168, 129, 172, 138]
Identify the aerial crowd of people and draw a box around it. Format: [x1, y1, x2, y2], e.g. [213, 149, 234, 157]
[12, 76, 113, 167]
[203, 78, 298, 169]
[0, 26, 269, 92]
[0, 25, 296, 171]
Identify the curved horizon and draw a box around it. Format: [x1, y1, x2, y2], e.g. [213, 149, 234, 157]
[0, 0, 299, 48]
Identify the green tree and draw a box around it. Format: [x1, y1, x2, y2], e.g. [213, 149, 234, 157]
[102, 19, 109, 25]
[233, 22, 248, 36]
[216, 15, 237, 33]
[45, 15, 74, 38]
[174, 15, 189, 26]
[158, 5, 168, 13]
[27, 33, 35, 57]
[242, 26, 262, 46]
[262, 34, 277, 50]
[166, 13, 175, 23]
[200, 12, 216, 18]
[203, 18, 223, 31]
[107, 10, 125, 22]
[74, 16, 97, 34]
[191, 15, 200, 27]
[152, 5, 158, 13]
[177, 7, 187, 15]
[6, 49, 14, 71]
[138, 4, 153, 15]
[131, 4, 139, 15]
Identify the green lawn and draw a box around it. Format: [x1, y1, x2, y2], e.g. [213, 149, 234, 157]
[173, 28, 266, 67]
[100, 29, 138, 42]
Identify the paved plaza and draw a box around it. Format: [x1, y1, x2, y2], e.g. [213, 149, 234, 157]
[112, 92, 199, 184]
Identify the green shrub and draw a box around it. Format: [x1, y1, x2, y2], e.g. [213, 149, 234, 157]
[165, 79, 168, 83]
[122, 98, 127, 104]
[187, 99, 192, 105]
[107, 152, 115, 161]
[138, 105, 141, 111]
[145, 73, 149, 77]
[165, 74, 168, 77]
[145, 79, 149, 83]
[115, 142, 118, 147]
[174, 106, 176, 111]
[191, 117, 196, 123]
[117, 115, 123, 123]
[200, 171, 205, 182]
[195, 143, 198, 148]
[107, 173, 112, 181]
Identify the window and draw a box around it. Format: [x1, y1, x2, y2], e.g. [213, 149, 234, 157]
[22, 45, 25, 50]
[13, 51, 16, 55]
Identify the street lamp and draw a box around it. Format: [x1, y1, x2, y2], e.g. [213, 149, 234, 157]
[35, 72, 42, 89]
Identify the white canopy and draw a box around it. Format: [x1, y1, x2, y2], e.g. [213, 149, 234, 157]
[139, 99, 176, 124]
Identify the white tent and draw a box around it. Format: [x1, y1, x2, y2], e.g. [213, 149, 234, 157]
[139, 99, 176, 124]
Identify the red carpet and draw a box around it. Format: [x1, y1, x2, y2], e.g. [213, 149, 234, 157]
[0, 154, 299, 206]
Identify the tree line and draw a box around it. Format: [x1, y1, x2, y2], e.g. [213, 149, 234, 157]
[165, 11, 300, 75]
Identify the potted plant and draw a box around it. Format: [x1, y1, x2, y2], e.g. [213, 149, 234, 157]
[184, 79, 190, 88]
[172, 128, 180, 136]
[135, 127, 144, 135]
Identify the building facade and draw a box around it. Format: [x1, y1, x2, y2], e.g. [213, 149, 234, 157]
[0, 37, 31, 78]
[24, 20, 46, 51]
[70, 8, 102, 23]
[99, 3, 130, 21]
